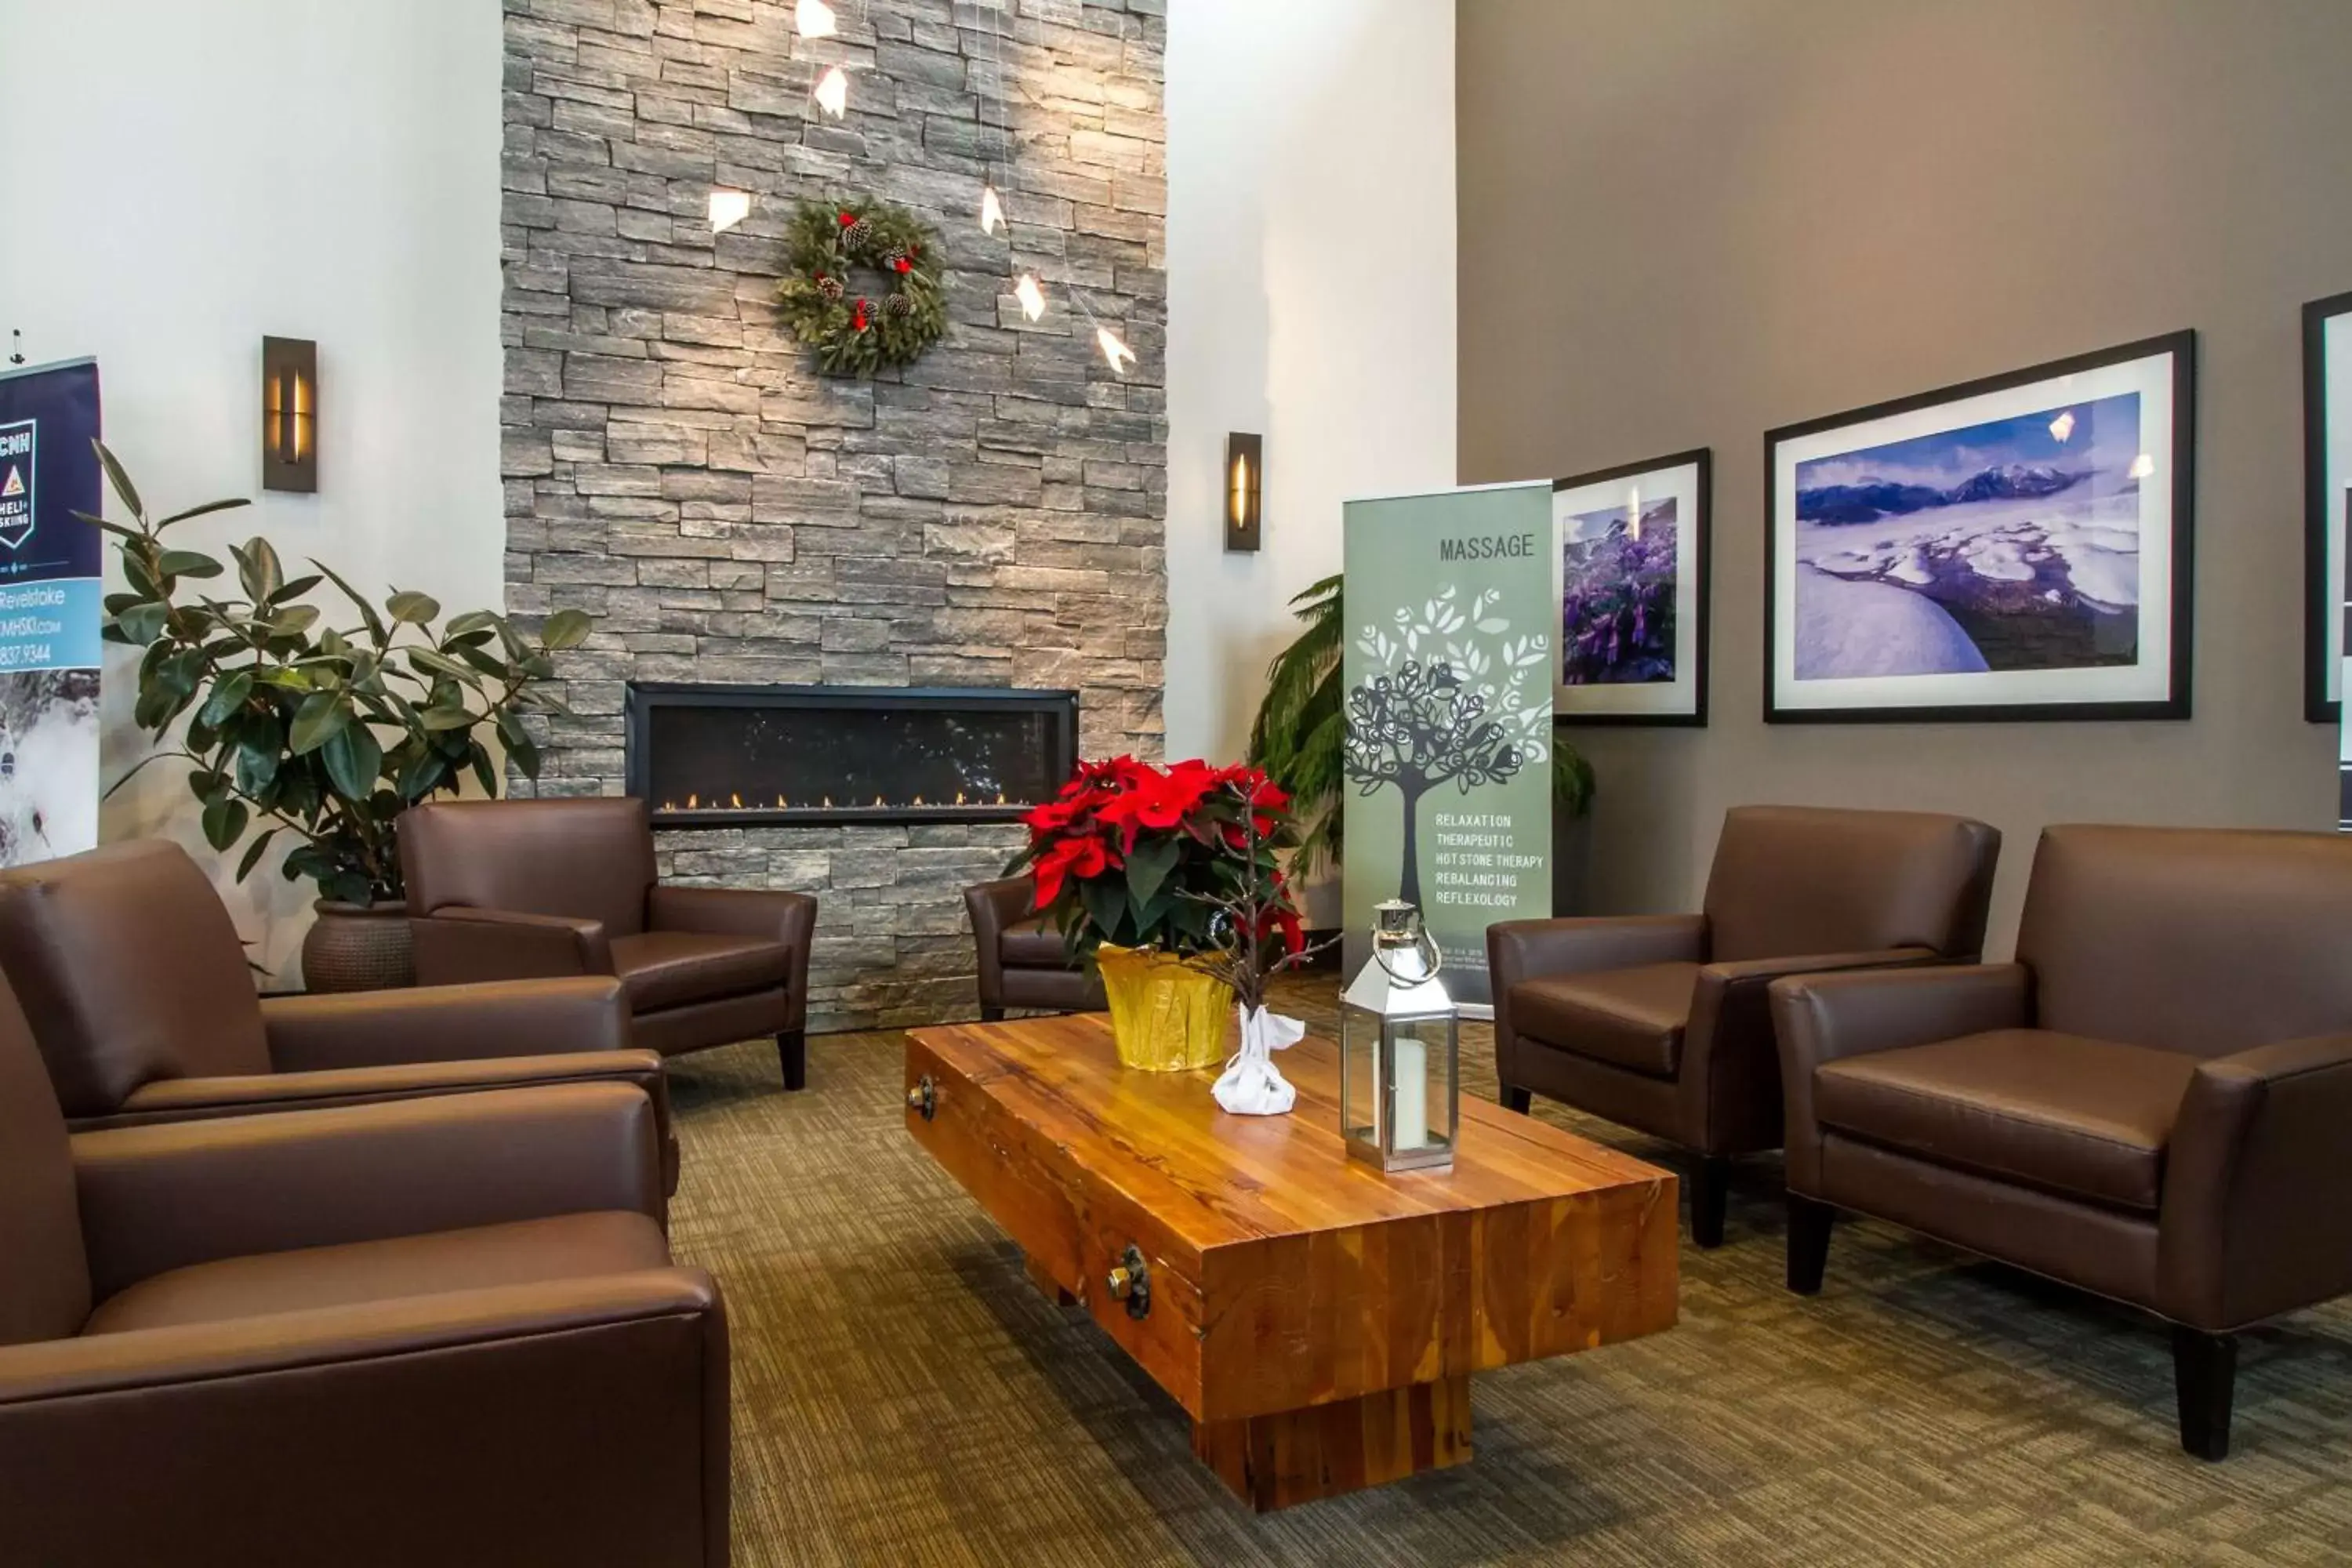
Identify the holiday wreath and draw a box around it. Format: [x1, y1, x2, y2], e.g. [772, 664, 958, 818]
[775, 198, 948, 376]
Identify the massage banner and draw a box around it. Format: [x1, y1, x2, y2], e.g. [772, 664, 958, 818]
[1341, 481, 1557, 1009]
[0, 359, 103, 866]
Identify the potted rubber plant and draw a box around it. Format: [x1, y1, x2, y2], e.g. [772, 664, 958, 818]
[86, 441, 586, 990]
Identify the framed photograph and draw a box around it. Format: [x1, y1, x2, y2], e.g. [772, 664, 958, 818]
[1552, 449, 1709, 725]
[1766, 332, 2194, 723]
[2303, 291, 2352, 724]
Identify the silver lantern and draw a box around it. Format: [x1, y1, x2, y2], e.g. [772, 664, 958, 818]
[1338, 899, 1459, 1173]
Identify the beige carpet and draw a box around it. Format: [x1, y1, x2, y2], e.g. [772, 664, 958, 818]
[663, 978, 2352, 1566]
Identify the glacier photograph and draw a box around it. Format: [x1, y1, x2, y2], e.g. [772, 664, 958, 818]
[1792, 390, 2143, 681]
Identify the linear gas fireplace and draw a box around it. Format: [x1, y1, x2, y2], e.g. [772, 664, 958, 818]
[626, 684, 1079, 829]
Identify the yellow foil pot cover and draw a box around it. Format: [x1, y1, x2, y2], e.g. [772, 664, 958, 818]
[1095, 944, 1232, 1072]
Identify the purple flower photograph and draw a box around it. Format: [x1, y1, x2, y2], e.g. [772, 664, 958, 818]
[1562, 497, 1678, 685]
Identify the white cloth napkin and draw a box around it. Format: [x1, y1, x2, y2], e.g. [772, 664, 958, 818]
[1212, 1004, 1305, 1115]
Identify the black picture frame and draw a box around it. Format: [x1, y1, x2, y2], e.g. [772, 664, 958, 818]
[1552, 447, 1711, 727]
[2303, 291, 2352, 725]
[1764, 330, 2196, 724]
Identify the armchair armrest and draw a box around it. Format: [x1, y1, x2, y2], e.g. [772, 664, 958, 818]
[1679, 946, 1942, 1153]
[73, 1082, 662, 1298]
[2159, 1033, 2352, 1331]
[648, 884, 818, 949]
[648, 884, 816, 1033]
[1767, 962, 2031, 1191]
[964, 877, 1036, 996]
[0, 1272, 726, 1568]
[1487, 914, 1709, 989]
[408, 906, 612, 985]
[118, 1050, 668, 1123]
[262, 976, 633, 1071]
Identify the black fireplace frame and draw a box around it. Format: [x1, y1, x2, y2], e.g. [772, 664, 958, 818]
[624, 682, 1080, 829]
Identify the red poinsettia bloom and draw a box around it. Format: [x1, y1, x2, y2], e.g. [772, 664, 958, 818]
[1031, 833, 1110, 908]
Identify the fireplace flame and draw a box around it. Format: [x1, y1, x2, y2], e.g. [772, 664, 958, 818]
[996, 791, 1006, 804]
[912, 794, 924, 807]
[687, 793, 698, 809]
[731, 792, 742, 809]
[955, 790, 967, 805]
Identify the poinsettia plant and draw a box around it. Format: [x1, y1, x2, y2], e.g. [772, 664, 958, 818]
[1008, 757, 1315, 1001]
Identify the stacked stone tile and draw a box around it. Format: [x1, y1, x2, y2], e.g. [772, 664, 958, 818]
[499, 0, 1167, 1028]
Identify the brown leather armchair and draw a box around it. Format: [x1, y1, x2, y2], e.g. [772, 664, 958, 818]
[1488, 805, 1999, 1246]
[1773, 824, 2352, 1461]
[0, 974, 729, 1568]
[401, 797, 818, 1089]
[0, 840, 677, 1193]
[966, 875, 1104, 1020]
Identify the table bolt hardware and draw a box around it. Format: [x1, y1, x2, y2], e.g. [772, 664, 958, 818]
[1105, 1244, 1151, 1319]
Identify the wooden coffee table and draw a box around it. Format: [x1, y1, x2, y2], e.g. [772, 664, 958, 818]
[902, 1013, 1678, 1511]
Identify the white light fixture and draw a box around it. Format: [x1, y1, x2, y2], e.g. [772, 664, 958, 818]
[2048, 408, 2076, 443]
[796, 0, 837, 38]
[2128, 452, 2156, 480]
[1095, 325, 1134, 375]
[979, 183, 1005, 236]
[707, 188, 752, 234]
[814, 64, 848, 118]
[1013, 273, 1046, 321]
[1627, 485, 1643, 540]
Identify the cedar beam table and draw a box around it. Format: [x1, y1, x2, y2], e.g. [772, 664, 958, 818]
[904, 1013, 1679, 1511]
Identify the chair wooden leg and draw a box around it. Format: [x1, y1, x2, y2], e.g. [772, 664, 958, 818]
[776, 1030, 807, 1092]
[1499, 1085, 1532, 1115]
[1787, 1194, 1834, 1294]
[2173, 1326, 2237, 1461]
[979, 1004, 1005, 1023]
[1690, 1156, 1731, 1249]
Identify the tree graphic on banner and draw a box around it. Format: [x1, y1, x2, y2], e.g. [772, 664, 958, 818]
[1346, 587, 1552, 909]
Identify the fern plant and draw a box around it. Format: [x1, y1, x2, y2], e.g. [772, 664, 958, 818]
[1246, 574, 1594, 879]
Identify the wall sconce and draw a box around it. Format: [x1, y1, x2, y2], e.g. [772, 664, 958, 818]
[261, 336, 318, 493]
[1223, 432, 1262, 552]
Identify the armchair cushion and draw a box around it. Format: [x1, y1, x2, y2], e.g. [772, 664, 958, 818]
[610, 931, 793, 1014]
[1815, 1029, 2199, 1211]
[1000, 921, 1073, 969]
[83, 1210, 670, 1336]
[1508, 962, 1699, 1078]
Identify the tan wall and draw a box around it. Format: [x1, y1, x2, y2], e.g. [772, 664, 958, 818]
[1457, 0, 2352, 953]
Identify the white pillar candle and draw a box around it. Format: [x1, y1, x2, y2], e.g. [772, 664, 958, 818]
[1391, 1035, 1428, 1151]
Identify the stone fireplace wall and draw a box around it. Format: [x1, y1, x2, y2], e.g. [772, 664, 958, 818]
[499, 0, 1166, 1028]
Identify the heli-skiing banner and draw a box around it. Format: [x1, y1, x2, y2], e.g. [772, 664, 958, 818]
[1341, 481, 1557, 1008]
[0, 359, 102, 867]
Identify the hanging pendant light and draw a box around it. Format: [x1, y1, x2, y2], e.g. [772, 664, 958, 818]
[1013, 273, 1047, 321]
[1095, 325, 1134, 375]
[796, 0, 837, 38]
[814, 64, 848, 118]
[979, 183, 1005, 236]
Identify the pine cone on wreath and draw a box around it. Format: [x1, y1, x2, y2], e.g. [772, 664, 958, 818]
[885, 292, 914, 319]
[816, 274, 845, 301]
[841, 217, 875, 251]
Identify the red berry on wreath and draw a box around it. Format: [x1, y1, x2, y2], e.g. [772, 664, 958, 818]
[837, 211, 855, 227]
[894, 256, 911, 274]
[852, 299, 869, 332]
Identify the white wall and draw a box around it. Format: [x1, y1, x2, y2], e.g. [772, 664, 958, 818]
[0, 0, 504, 979]
[1163, 0, 1458, 784]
